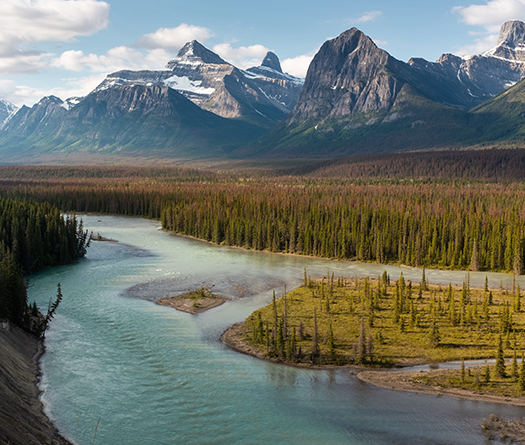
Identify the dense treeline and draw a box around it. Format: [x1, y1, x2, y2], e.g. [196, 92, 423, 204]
[301, 148, 525, 181]
[0, 197, 89, 334]
[2, 148, 525, 183]
[0, 164, 524, 274]
[160, 182, 525, 273]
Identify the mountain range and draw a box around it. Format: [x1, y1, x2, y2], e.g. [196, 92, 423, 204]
[2, 20, 525, 161]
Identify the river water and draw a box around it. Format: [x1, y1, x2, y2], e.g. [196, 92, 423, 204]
[29, 215, 525, 445]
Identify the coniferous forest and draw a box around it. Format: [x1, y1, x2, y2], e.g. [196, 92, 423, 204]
[0, 196, 90, 334]
[1, 150, 524, 275]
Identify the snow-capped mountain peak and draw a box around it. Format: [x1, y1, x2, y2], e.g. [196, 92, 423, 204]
[0, 98, 18, 129]
[166, 40, 229, 69]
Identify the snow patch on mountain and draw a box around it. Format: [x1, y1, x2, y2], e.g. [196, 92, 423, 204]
[163, 75, 216, 95]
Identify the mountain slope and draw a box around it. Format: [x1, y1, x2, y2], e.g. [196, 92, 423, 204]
[252, 23, 525, 158]
[0, 85, 266, 159]
[94, 41, 302, 129]
[0, 99, 18, 129]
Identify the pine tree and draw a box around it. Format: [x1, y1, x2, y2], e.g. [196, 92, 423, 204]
[495, 335, 506, 378]
[484, 364, 491, 384]
[272, 290, 277, 345]
[429, 318, 440, 347]
[290, 327, 297, 360]
[328, 323, 335, 360]
[519, 351, 525, 391]
[312, 308, 319, 360]
[511, 349, 518, 381]
[357, 316, 366, 364]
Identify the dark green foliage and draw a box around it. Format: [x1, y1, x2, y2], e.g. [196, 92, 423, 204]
[2, 166, 525, 274]
[512, 349, 518, 381]
[495, 335, 506, 378]
[519, 352, 525, 391]
[0, 197, 89, 335]
[429, 318, 440, 347]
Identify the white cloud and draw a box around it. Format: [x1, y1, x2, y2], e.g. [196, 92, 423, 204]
[281, 54, 315, 78]
[52, 45, 172, 73]
[373, 39, 388, 47]
[135, 24, 214, 52]
[453, 33, 499, 56]
[0, 51, 50, 74]
[212, 43, 270, 69]
[349, 11, 383, 25]
[453, 0, 525, 32]
[0, 0, 109, 74]
[0, 73, 106, 107]
[0, 0, 110, 56]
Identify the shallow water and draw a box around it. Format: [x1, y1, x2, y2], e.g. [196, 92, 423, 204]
[30, 215, 525, 445]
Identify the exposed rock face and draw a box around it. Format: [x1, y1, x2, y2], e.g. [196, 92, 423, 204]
[409, 20, 525, 107]
[286, 28, 405, 124]
[94, 42, 302, 127]
[3, 96, 66, 138]
[0, 85, 267, 157]
[261, 51, 282, 72]
[0, 99, 17, 129]
[0, 321, 72, 445]
[282, 20, 525, 131]
[166, 40, 229, 68]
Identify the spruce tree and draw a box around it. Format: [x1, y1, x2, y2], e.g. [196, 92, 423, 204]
[328, 324, 335, 360]
[495, 335, 506, 378]
[519, 352, 525, 391]
[511, 349, 518, 381]
[312, 308, 319, 360]
[429, 318, 440, 347]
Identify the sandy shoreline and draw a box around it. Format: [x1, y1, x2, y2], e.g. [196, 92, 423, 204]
[222, 321, 525, 406]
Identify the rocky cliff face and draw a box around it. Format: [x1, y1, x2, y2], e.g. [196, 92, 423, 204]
[0, 99, 17, 129]
[3, 96, 66, 138]
[0, 85, 267, 157]
[259, 21, 525, 157]
[0, 321, 72, 445]
[409, 20, 525, 108]
[286, 28, 405, 124]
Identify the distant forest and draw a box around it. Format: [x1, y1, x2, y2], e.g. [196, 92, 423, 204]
[0, 149, 524, 279]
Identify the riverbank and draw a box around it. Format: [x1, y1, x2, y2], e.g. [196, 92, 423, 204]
[357, 368, 525, 406]
[0, 320, 71, 445]
[222, 321, 525, 407]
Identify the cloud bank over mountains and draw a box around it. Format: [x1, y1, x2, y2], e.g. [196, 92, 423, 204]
[3, 0, 525, 107]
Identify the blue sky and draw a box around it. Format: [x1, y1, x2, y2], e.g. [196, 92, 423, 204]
[1, 0, 524, 107]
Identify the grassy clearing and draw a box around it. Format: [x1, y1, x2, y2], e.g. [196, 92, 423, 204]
[238, 269, 525, 368]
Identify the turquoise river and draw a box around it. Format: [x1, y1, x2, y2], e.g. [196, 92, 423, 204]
[29, 215, 525, 444]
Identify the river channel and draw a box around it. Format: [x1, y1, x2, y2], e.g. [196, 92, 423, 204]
[29, 215, 525, 444]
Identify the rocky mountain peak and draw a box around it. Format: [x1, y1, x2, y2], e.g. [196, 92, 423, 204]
[287, 27, 401, 124]
[166, 40, 228, 69]
[261, 52, 282, 73]
[38, 95, 63, 105]
[497, 20, 525, 47]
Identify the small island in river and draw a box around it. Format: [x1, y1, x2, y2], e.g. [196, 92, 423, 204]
[157, 287, 227, 314]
